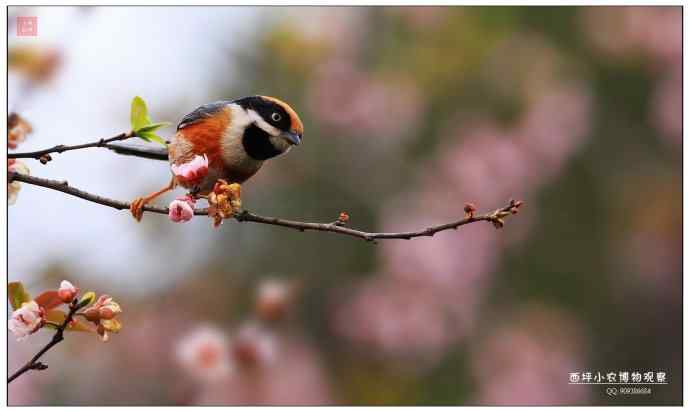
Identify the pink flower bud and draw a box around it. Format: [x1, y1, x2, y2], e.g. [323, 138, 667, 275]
[168, 196, 195, 223]
[231, 322, 277, 368]
[83, 307, 100, 322]
[57, 280, 78, 303]
[8, 301, 45, 341]
[176, 325, 232, 381]
[171, 155, 209, 186]
[98, 300, 122, 320]
[255, 279, 293, 322]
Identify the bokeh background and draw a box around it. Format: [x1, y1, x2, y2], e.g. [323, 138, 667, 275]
[7, 6, 682, 406]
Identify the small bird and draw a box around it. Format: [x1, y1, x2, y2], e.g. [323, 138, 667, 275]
[129, 95, 304, 221]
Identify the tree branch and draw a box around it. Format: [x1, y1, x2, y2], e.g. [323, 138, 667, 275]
[8, 131, 134, 161]
[8, 302, 79, 384]
[8, 171, 523, 242]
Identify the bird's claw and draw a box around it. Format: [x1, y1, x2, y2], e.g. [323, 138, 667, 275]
[130, 197, 146, 222]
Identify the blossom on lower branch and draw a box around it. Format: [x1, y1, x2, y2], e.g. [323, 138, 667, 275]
[9, 301, 45, 341]
[169, 196, 196, 223]
[8, 159, 30, 205]
[82, 295, 123, 342]
[8, 279, 123, 342]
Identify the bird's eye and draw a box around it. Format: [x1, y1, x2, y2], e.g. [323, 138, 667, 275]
[271, 112, 282, 122]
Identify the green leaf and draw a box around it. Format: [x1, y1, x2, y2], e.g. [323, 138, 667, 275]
[137, 131, 167, 146]
[8, 282, 31, 310]
[77, 291, 96, 309]
[129, 96, 169, 146]
[136, 122, 170, 134]
[130, 96, 152, 132]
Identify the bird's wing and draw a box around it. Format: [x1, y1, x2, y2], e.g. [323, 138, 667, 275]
[177, 101, 231, 130]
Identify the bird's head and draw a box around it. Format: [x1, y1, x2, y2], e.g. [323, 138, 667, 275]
[234, 95, 304, 160]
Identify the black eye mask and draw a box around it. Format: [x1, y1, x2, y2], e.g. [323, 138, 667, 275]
[241, 123, 283, 161]
[235, 96, 291, 131]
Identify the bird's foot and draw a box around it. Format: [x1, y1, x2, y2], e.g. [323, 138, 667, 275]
[130, 197, 147, 222]
[129, 178, 176, 222]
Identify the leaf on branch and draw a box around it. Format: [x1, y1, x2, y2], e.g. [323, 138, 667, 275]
[34, 290, 63, 311]
[45, 310, 94, 333]
[136, 122, 170, 133]
[8, 281, 31, 311]
[137, 130, 167, 145]
[77, 291, 96, 309]
[130, 96, 152, 131]
[130, 96, 169, 147]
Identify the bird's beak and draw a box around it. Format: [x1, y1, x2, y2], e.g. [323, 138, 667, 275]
[281, 131, 302, 146]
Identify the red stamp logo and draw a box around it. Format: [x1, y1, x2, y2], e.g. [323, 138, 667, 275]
[16, 16, 38, 36]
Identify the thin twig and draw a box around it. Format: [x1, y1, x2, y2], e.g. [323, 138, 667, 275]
[8, 302, 79, 384]
[8, 171, 523, 242]
[8, 131, 134, 160]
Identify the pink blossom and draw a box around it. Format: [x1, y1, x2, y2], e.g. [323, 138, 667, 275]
[256, 278, 293, 322]
[168, 196, 195, 223]
[176, 325, 232, 381]
[471, 305, 589, 405]
[232, 322, 278, 368]
[307, 61, 424, 140]
[92, 294, 123, 320]
[8, 159, 30, 205]
[332, 277, 451, 365]
[580, 7, 681, 68]
[8, 301, 45, 341]
[171, 154, 209, 186]
[196, 337, 333, 405]
[57, 280, 79, 303]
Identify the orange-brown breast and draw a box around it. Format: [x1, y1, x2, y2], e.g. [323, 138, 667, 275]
[175, 107, 231, 169]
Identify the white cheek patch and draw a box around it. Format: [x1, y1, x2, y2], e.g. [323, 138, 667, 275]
[226, 104, 252, 139]
[247, 109, 281, 137]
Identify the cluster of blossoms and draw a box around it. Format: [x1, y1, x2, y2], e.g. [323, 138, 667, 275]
[175, 279, 293, 381]
[7, 113, 32, 205]
[207, 180, 242, 228]
[8, 280, 123, 342]
[331, 33, 590, 368]
[167, 155, 242, 227]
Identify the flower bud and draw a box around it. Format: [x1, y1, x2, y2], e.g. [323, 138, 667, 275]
[464, 203, 477, 218]
[255, 279, 292, 322]
[83, 307, 100, 322]
[98, 300, 122, 320]
[231, 323, 276, 368]
[176, 325, 232, 381]
[169, 196, 195, 223]
[57, 280, 78, 303]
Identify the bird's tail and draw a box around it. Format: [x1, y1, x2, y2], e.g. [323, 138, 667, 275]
[105, 142, 169, 161]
